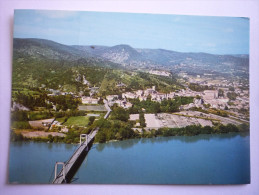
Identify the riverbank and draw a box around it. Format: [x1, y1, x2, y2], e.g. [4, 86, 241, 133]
[10, 123, 249, 144]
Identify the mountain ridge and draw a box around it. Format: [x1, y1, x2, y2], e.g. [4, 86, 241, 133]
[13, 38, 249, 73]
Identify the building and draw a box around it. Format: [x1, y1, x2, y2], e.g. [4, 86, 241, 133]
[149, 70, 171, 77]
[203, 90, 218, 100]
[106, 95, 118, 102]
[122, 92, 136, 99]
[81, 96, 99, 104]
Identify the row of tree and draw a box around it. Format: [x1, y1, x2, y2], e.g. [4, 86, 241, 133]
[47, 94, 81, 111]
[129, 96, 194, 114]
[13, 92, 49, 110]
[94, 118, 136, 143]
[188, 83, 215, 92]
[13, 91, 81, 112]
[11, 121, 249, 143]
[155, 123, 244, 137]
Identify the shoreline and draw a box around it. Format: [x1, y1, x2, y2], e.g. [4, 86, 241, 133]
[11, 125, 249, 145]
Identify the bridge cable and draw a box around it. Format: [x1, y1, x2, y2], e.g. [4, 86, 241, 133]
[48, 165, 55, 183]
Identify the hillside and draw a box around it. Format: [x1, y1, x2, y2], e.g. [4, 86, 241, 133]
[73, 42, 249, 76]
[12, 38, 249, 93]
[14, 38, 249, 75]
[12, 55, 183, 96]
[13, 38, 88, 60]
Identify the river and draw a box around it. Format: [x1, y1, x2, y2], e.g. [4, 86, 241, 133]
[8, 132, 250, 184]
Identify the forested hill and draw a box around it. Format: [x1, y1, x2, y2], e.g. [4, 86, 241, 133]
[12, 38, 248, 95]
[14, 38, 249, 72]
[12, 55, 183, 96]
[13, 38, 88, 60]
[13, 38, 120, 69]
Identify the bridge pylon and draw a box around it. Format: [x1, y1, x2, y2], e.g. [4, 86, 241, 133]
[80, 134, 88, 145]
[54, 162, 66, 183]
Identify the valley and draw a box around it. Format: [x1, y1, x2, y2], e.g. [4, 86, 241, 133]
[10, 38, 249, 144]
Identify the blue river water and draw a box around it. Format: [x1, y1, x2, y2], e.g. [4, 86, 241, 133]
[8, 132, 250, 184]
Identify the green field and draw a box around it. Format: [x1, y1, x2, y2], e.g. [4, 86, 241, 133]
[63, 116, 89, 126]
[55, 117, 67, 124]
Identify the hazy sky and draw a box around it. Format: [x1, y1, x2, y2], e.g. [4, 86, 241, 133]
[14, 10, 249, 54]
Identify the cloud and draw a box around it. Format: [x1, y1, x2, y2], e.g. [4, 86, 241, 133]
[35, 10, 77, 19]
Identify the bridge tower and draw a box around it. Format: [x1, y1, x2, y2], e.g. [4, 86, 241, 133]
[54, 162, 66, 183]
[80, 134, 88, 145]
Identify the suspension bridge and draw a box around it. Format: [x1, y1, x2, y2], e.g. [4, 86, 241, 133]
[52, 128, 98, 184]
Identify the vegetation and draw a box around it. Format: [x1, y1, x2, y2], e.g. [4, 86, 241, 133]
[227, 92, 238, 100]
[129, 96, 194, 114]
[13, 91, 48, 110]
[63, 116, 89, 126]
[48, 95, 81, 111]
[188, 83, 214, 92]
[139, 113, 146, 127]
[54, 110, 86, 118]
[218, 89, 224, 97]
[94, 119, 136, 143]
[88, 116, 96, 125]
[11, 109, 87, 123]
[142, 123, 248, 138]
[11, 121, 31, 129]
[110, 106, 129, 122]
[155, 124, 243, 137]
[28, 111, 53, 120]
[11, 110, 29, 121]
[10, 130, 24, 142]
[10, 115, 249, 144]
[93, 121, 249, 143]
[10, 47, 250, 145]
[12, 55, 183, 98]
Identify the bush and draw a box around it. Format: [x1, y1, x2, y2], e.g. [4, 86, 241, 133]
[11, 111, 28, 121]
[111, 107, 129, 122]
[10, 130, 24, 141]
[88, 116, 96, 125]
[139, 113, 146, 127]
[11, 121, 31, 129]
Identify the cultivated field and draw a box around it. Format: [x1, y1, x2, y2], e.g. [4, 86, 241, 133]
[63, 116, 89, 126]
[78, 105, 107, 112]
[19, 130, 65, 138]
[29, 118, 55, 130]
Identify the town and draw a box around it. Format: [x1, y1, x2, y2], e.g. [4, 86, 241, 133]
[10, 67, 249, 144]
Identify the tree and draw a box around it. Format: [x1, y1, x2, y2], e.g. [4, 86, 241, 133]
[98, 98, 103, 104]
[227, 92, 238, 100]
[95, 131, 106, 143]
[88, 116, 96, 125]
[111, 107, 129, 122]
[218, 89, 224, 97]
[83, 90, 90, 96]
[46, 103, 53, 110]
[11, 111, 29, 121]
[48, 134, 54, 142]
[139, 113, 146, 127]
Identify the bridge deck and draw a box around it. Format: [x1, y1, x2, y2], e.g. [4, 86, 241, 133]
[52, 129, 98, 184]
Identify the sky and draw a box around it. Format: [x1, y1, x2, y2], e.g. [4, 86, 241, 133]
[13, 10, 249, 55]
